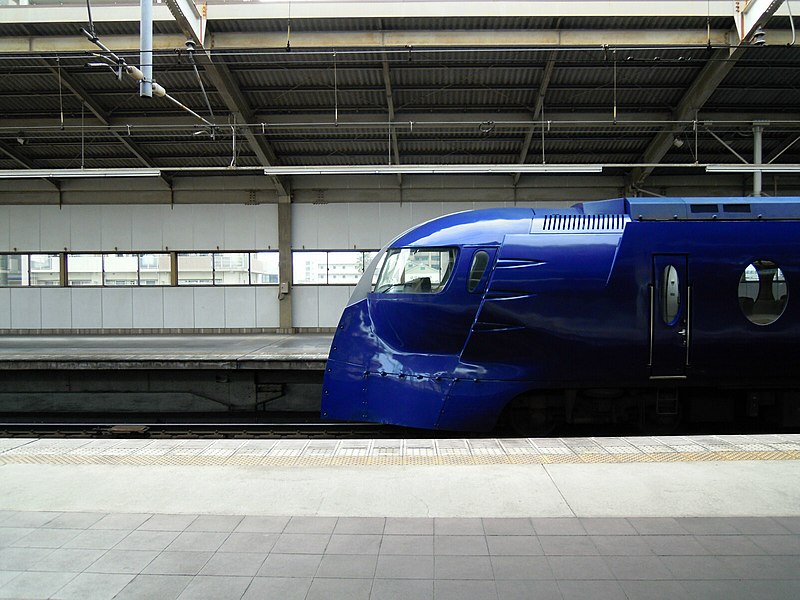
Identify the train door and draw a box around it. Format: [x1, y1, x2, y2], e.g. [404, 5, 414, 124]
[650, 255, 690, 378]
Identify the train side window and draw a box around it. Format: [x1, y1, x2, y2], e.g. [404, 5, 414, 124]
[467, 251, 490, 292]
[374, 247, 457, 294]
[738, 260, 788, 326]
[661, 265, 681, 325]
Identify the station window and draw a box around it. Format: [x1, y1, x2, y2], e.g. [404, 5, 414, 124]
[374, 247, 457, 294]
[738, 260, 788, 326]
[65, 253, 171, 287]
[0, 254, 61, 286]
[177, 251, 279, 286]
[292, 251, 378, 285]
[249, 252, 279, 284]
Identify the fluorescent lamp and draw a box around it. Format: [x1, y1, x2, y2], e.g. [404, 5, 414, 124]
[706, 164, 800, 173]
[0, 168, 162, 179]
[264, 164, 603, 176]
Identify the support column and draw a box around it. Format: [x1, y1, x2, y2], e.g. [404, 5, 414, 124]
[277, 194, 293, 332]
[753, 122, 765, 197]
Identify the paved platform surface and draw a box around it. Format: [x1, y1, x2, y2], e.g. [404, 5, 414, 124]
[0, 334, 332, 370]
[0, 435, 799, 599]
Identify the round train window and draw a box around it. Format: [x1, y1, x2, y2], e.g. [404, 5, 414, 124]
[661, 265, 681, 325]
[738, 260, 788, 326]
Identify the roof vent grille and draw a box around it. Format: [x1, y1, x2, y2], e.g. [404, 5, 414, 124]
[542, 213, 624, 231]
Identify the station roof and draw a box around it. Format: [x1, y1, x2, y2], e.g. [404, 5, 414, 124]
[0, 0, 799, 195]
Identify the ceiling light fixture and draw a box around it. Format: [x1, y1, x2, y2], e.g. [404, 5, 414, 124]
[0, 168, 162, 179]
[264, 164, 603, 175]
[706, 164, 800, 173]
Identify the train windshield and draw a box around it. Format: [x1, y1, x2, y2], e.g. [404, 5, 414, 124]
[374, 247, 457, 294]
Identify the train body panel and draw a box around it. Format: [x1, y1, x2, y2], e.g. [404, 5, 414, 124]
[322, 197, 800, 431]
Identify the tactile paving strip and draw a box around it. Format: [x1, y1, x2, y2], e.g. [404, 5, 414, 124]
[0, 435, 798, 467]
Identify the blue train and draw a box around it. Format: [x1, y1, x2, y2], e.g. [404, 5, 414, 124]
[321, 197, 800, 432]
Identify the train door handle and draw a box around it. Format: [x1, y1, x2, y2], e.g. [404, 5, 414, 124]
[677, 328, 687, 337]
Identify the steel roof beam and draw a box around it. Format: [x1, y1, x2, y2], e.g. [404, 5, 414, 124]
[513, 54, 557, 185]
[382, 57, 403, 186]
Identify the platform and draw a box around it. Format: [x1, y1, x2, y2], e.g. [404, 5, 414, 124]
[0, 334, 332, 371]
[0, 434, 799, 599]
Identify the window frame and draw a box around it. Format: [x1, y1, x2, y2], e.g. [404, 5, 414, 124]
[291, 250, 380, 286]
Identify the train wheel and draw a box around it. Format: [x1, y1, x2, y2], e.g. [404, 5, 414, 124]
[506, 394, 559, 437]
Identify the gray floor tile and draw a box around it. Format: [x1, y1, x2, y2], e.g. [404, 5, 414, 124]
[741, 579, 800, 600]
[11, 527, 80, 548]
[490, 556, 553, 580]
[334, 517, 385, 535]
[590, 535, 653, 556]
[306, 577, 372, 600]
[539, 536, 598, 556]
[641, 535, 709, 556]
[0, 572, 20, 588]
[674, 517, 740, 535]
[661, 555, 737, 580]
[218, 532, 278, 553]
[186, 516, 243, 533]
[167, 531, 230, 552]
[434, 535, 488, 555]
[0, 528, 34, 547]
[86, 549, 159, 574]
[530, 518, 586, 536]
[603, 555, 673, 580]
[434, 518, 484, 535]
[316, 554, 378, 578]
[695, 534, 766, 555]
[578, 518, 637, 536]
[718, 555, 800, 580]
[0, 512, 14, 525]
[486, 536, 543, 556]
[142, 551, 214, 576]
[51, 572, 136, 600]
[326, 534, 382, 555]
[0, 571, 75, 599]
[234, 516, 289, 533]
[628, 518, 689, 536]
[115, 530, 181, 551]
[0, 511, 61, 528]
[63, 529, 130, 550]
[495, 580, 561, 600]
[728, 517, 791, 535]
[176, 575, 252, 600]
[547, 556, 614, 580]
[272, 533, 331, 554]
[284, 516, 338, 534]
[91, 514, 152, 531]
[380, 535, 433, 555]
[46, 513, 106, 530]
[0, 546, 55, 570]
[557, 580, 627, 600]
[619, 580, 692, 600]
[384, 518, 433, 535]
[774, 517, 800, 534]
[435, 555, 494, 579]
[679, 580, 758, 600]
[482, 518, 534, 536]
[242, 577, 312, 600]
[375, 555, 434, 579]
[370, 578, 433, 600]
[198, 552, 267, 577]
[139, 515, 198, 532]
[434, 579, 498, 600]
[28, 548, 106, 572]
[257, 553, 322, 578]
[114, 574, 192, 600]
[749, 534, 800, 554]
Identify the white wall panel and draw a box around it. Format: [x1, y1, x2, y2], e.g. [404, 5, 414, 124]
[10, 288, 41, 328]
[254, 205, 279, 250]
[0, 206, 10, 252]
[292, 286, 319, 328]
[316, 204, 350, 249]
[131, 205, 165, 250]
[378, 204, 412, 246]
[41, 288, 72, 329]
[101, 204, 133, 251]
[132, 288, 164, 329]
[9, 206, 40, 251]
[224, 287, 256, 328]
[349, 203, 381, 249]
[194, 205, 224, 249]
[162, 205, 193, 250]
[71, 288, 102, 329]
[223, 205, 257, 250]
[255, 286, 280, 328]
[193, 287, 225, 328]
[0, 288, 11, 328]
[163, 287, 194, 328]
[40, 206, 70, 252]
[410, 202, 446, 226]
[69, 206, 103, 251]
[292, 203, 318, 249]
[318, 286, 350, 327]
[102, 288, 133, 328]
